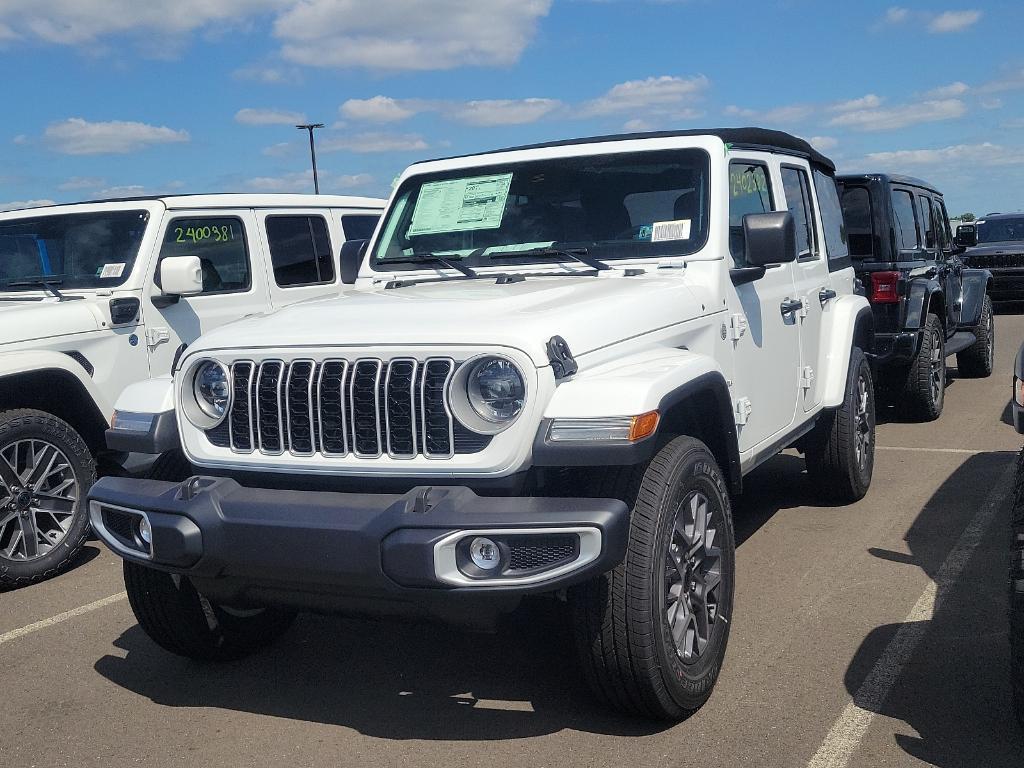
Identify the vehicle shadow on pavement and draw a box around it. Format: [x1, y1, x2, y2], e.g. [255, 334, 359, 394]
[843, 451, 1024, 766]
[94, 596, 671, 740]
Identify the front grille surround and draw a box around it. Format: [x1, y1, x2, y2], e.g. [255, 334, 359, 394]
[205, 354, 495, 461]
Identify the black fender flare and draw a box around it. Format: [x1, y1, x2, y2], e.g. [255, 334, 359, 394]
[904, 278, 944, 331]
[959, 268, 992, 329]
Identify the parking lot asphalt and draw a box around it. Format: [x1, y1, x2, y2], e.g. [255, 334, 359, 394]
[3, 315, 1024, 768]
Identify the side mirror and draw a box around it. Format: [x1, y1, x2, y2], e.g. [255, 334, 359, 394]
[956, 224, 977, 248]
[744, 211, 797, 267]
[340, 239, 369, 285]
[160, 256, 204, 296]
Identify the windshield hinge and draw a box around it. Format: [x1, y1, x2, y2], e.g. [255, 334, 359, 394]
[733, 397, 752, 426]
[726, 314, 748, 342]
[146, 327, 170, 349]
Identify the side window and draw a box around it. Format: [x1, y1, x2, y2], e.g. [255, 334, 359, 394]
[931, 198, 951, 255]
[781, 166, 818, 260]
[917, 195, 936, 250]
[265, 215, 334, 287]
[729, 162, 774, 267]
[891, 189, 920, 253]
[341, 214, 380, 241]
[812, 169, 849, 264]
[841, 186, 873, 258]
[158, 217, 250, 294]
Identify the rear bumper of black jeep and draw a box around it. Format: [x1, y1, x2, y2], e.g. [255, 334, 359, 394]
[87, 476, 629, 623]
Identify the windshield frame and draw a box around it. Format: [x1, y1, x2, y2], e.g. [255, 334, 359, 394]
[0, 208, 152, 293]
[976, 216, 1024, 245]
[369, 147, 712, 273]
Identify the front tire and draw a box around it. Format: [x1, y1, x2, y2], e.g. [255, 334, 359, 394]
[903, 313, 945, 421]
[569, 436, 735, 720]
[124, 561, 296, 661]
[0, 409, 96, 589]
[957, 295, 995, 378]
[806, 348, 875, 503]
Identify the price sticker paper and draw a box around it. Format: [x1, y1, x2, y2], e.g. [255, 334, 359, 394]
[408, 173, 513, 236]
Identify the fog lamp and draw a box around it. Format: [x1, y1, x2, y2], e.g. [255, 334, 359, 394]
[469, 537, 501, 570]
[137, 516, 152, 546]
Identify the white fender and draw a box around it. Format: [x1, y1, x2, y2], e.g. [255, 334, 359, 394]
[0, 349, 111, 416]
[544, 348, 728, 418]
[819, 294, 872, 408]
[114, 375, 175, 415]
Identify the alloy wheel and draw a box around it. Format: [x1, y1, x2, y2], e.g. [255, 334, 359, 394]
[854, 369, 872, 471]
[665, 491, 723, 662]
[0, 439, 80, 561]
[929, 328, 944, 405]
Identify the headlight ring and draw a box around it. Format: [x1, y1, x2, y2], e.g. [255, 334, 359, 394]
[183, 359, 232, 429]
[449, 355, 527, 435]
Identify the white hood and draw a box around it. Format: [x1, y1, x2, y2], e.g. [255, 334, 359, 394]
[0, 298, 103, 345]
[189, 273, 705, 366]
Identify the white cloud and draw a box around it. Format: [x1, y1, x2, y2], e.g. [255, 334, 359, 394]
[724, 103, 813, 124]
[583, 75, 709, 116]
[882, 6, 910, 25]
[232, 63, 302, 85]
[43, 117, 189, 155]
[98, 184, 147, 197]
[273, 0, 552, 71]
[808, 136, 838, 152]
[242, 169, 373, 193]
[925, 81, 969, 98]
[981, 97, 1002, 110]
[828, 98, 966, 131]
[829, 94, 883, 112]
[320, 132, 428, 153]
[452, 98, 562, 126]
[865, 142, 1023, 167]
[928, 10, 982, 33]
[57, 175, 104, 191]
[261, 141, 295, 157]
[0, 199, 55, 211]
[340, 96, 421, 123]
[235, 107, 307, 126]
[980, 68, 1024, 94]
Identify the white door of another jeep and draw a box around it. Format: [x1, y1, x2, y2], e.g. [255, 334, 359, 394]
[726, 158, 802, 455]
[142, 210, 270, 376]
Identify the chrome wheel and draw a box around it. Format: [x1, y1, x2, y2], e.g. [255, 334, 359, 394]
[929, 328, 944, 404]
[665, 491, 723, 662]
[854, 370, 872, 471]
[0, 439, 80, 561]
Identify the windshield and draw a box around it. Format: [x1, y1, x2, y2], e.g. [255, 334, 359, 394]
[976, 216, 1024, 244]
[0, 210, 150, 291]
[371, 149, 710, 270]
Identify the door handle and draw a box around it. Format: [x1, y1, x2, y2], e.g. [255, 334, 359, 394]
[780, 298, 804, 316]
[819, 288, 837, 303]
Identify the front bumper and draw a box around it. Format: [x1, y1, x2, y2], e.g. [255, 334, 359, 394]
[88, 476, 629, 619]
[871, 330, 921, 366]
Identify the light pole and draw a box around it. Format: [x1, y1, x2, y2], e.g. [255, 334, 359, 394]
[296, 123, 325, 194]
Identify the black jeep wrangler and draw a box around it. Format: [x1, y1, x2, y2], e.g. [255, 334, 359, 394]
[838, 173, 993, 420]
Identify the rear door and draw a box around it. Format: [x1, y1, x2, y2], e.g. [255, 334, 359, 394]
[932, 196, 962, 329]
[257, 209, 343, 310]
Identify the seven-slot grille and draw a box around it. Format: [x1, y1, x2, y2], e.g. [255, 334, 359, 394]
[205, 358, 488, 459]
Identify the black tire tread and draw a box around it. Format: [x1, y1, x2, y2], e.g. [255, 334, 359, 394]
[0, 408, 96, 589]
[902, 314, 945, 421]
[957, 295, 994, 378]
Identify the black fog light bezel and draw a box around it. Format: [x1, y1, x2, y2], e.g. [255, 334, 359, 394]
[97, 503, 154, 558]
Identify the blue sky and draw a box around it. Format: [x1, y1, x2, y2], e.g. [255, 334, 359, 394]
[1, 0, 1022, 216]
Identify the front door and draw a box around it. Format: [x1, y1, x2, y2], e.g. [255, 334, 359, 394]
[142, 210, 270, 376]
[726, 157, 802, 454]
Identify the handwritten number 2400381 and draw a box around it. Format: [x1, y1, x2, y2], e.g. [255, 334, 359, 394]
[175, 225, 234, 244]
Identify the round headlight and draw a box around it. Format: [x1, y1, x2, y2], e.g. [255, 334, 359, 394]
[467, 357, 525, 423]
[193, 361, 230, 420]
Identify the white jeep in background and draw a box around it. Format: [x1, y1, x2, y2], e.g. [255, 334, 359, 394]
[89, 129, 875, 720]
[0, 193, 384, 586]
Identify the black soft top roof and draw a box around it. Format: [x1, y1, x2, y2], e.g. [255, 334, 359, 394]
[837, 172, 943, 196]
[418, 127, 836, 174]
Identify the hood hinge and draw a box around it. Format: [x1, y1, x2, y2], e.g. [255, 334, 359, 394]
[547, 336, 578, 379]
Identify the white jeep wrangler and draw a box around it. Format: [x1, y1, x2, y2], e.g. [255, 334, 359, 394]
[0, 194, 383, 586]
[88, 129, 875, 720]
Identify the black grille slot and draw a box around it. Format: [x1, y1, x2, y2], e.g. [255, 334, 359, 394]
[386, 359, 417, 457]
[351, 360, 382, 456]
[454, 423, 493, 454]
[102, 508, 135, 542]
[286, 361, 315, 454]
[207, 419, 230, 447]
[506, 535, 578, 573]
[318, 361, 348, 454]
[969, 252, 1024, 269]
[422, 359, 453, 456]
[229, 362, 254, 451]
[257, 361, 285, 453]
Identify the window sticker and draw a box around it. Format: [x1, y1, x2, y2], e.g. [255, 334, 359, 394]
[408, 173, 513, 236]
[651, 219, 692, 242]
[98, 262, 125, 279]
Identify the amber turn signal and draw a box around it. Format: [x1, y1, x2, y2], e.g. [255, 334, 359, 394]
[629, 411, 660, 442]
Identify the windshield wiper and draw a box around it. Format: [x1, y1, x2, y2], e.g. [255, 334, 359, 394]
[4, 279, 82, 301]
[487, 247, 610, 272]
[381, 254, 478, 278]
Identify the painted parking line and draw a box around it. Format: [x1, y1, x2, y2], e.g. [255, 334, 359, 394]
[0, 591, 127, 647]
[806, 460, 1013, 768]
[876, 446, 993, 455]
